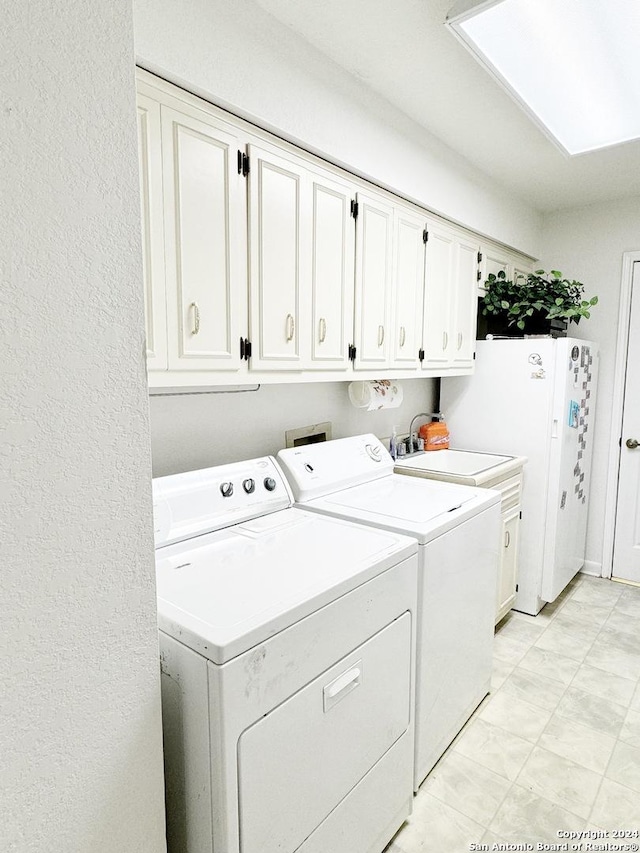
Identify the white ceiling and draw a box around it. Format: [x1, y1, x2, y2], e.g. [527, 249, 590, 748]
[254, 0, 640, 213]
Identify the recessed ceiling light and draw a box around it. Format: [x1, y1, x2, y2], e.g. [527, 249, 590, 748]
[446, 0, 640, 156]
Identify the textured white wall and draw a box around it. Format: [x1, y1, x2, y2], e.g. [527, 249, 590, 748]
[540, 197, 640, 574]
[150, 379, 437, 475]
[0, 2, 166, 851]
[132, 0, 542, 257]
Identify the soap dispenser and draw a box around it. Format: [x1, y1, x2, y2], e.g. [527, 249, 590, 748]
[419, 414, 450, 451]
[389, 425, 398, 460]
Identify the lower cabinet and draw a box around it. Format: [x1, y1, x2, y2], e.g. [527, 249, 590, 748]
[496, 505, 521, 624]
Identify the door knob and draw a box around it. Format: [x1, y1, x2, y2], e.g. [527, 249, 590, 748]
[626, 438, 639, 449]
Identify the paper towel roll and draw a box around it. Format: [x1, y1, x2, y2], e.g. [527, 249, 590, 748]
[348, 380, 404, 411]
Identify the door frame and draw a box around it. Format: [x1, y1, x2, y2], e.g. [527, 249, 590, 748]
[601, 251, 640, 579]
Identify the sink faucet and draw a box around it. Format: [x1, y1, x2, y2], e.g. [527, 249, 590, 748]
[407, 412, 443, 453]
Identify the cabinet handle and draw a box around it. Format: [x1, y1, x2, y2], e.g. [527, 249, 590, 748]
[319, 317, 327, 343]
[190, 301, 200, 336]
[505, 530, 511, 548]
[378, 325, 385, 347]
[457, 332, 463, 350]
[286, 313, 295, 342]
[442, 331, 448, 351]
[399, 326, 406, 348]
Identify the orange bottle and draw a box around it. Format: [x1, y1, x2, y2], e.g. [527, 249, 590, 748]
[419, 418, 450, 451]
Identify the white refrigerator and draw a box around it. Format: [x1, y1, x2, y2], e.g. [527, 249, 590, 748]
[441, 337, 598, 616]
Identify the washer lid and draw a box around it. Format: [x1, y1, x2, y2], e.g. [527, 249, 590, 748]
[302, 474, 500, 545]
[155, 507, 416, 664]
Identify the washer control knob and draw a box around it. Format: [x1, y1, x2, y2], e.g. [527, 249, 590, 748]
[243, 478, 255, 494]
[304, 463, 314, 473]
[365, 443, 382, 461]
[264, 477, 277, 492]
[220, 481, 234, 498]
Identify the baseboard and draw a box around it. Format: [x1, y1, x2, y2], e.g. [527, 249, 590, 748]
[581, 561, 602, 577]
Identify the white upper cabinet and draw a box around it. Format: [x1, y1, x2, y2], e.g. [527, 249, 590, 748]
[248, 144, 310, 370]
[248, 146, 355, 371]
[161, 104, 247, 372]
[391, 205, 426, 369]
[479, 244, 510, 294]
[136, 72, 536, 388]
[421, 221, 455, 369]
[309, 170, 355, 370]
[136, 94, 167, 371]
[422, 223, 480, 371]
[353, 191, 394, 370]
[450, 234, 480, 368]
[479, 243, 534, 289]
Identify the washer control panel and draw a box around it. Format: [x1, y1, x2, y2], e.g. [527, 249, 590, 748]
[277, 434, 394, 503]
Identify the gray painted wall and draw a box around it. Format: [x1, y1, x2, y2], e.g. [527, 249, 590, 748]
[150, 379, 437, 476]
[540, 196, 640, 574]
[133, 0, 542, 256]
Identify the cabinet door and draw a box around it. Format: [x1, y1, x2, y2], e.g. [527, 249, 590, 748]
[136, 94, 167, 371]
[421, 222, 454, 369]
[248, 145, 310, 370]
[496, 507, 520, 623]
[513, 261, 533, 285]
[479, 244, 510, 295]
[161, 106, 247, 372]
[391, 206, 425, 368]
[451, 235, 479, 368]
[309, 170, 355, 370]
[353, 191, 394, 369]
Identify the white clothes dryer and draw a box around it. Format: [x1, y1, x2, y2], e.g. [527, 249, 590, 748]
[153, 456, 418, 853]
[277, 435, 501, 790]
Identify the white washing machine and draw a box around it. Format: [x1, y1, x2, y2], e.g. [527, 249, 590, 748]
[153, 456, 418, 853]
[277, 435, 501, 790]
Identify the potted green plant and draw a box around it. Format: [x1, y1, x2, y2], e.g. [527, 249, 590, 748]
[480, 269, 598, 337]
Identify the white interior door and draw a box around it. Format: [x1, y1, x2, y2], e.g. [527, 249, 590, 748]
[613, 261, 640, 583]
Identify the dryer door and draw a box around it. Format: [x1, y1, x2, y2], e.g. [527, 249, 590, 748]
[237, 612, 411, 853]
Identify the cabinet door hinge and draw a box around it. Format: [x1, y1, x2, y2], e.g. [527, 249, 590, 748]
[473, 351, 476, 360]
[238, 152, 250, 177]
[519, 510, 522, 520]
[423, 229, 429, 244]
[240, 336, 245, 359]
[515, 584, 519, 592]
[477, 251, 483, 264]
[477, 270, 482, 282]
[418, 347, 425, 362]
[240, 337, 252, 360]
[350, 199, 359, 219]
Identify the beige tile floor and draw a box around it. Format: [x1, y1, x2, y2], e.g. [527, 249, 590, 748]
[386, 574, 640, 853]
